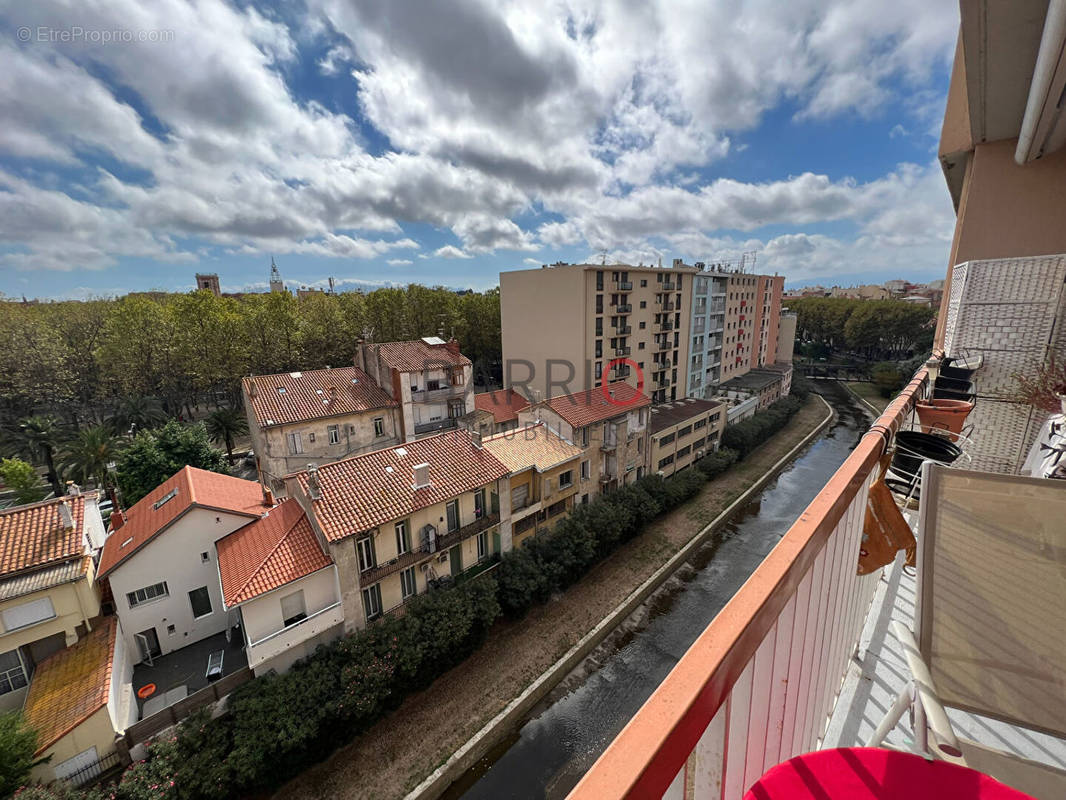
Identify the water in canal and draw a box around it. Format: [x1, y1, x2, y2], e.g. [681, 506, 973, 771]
[442, 384, 871, 800]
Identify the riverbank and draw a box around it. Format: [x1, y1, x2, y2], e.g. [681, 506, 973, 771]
[843, 381, 890, 414]
[277, 395, 831, 800]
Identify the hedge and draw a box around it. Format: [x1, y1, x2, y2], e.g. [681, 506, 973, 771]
[22, 389, 809, 800]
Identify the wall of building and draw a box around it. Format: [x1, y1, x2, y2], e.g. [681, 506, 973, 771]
[107, 620, 136, 733]
[108, 510, 251, 662]
[32, 706, 117, 784]
[0, 572, 101, 672]
[777, 313, 797, 363]
[687, 272, 728, 398]
[239, 566, 340, 645]
[650, 406, 726, 478]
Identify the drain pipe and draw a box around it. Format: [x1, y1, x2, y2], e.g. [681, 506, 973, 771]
[1016, 0, 1066, 165]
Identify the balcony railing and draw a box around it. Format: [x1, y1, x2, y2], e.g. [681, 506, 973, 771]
[661, 300, 675, 311]
[662, 281, 676, 291]
[246, 600, 345, 669]
[361, 543, 434, 584]
[435, 511, 500, 552]
[411, 384, 467, 402]
[659, 320, 674, 331]
[413, 417, 460, 435]
[618, 280, 633, 290]
[616, 303, 633, 313]
[615, 324, 632, 334]
[570, 369, 931, 800]
[615, 347, 631, 356]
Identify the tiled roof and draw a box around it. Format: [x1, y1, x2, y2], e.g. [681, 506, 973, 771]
[474, 389, 529, 425]
[649, 398, 727, 435]
[243, 366, 396, 429]
[373, 338, 471, 372]
[294, 429, 508, 541]
[482, 423, 584, 472]
[0, 556, 90, 602]
[542, 381, 651, 428]
[23, 616, 117, 755]
[217, 499, 331, 606]
[0, 494, 91, 578]
[98, 467, 270, 578]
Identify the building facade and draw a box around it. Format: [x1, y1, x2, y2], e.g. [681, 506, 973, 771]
[194, 273, 220, 296]
[242, 366, 401, 491]
[648, 398, 728, 478]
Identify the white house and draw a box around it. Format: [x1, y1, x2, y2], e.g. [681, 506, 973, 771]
[97, 467, 274, 664]
[216, 498, 343, 675]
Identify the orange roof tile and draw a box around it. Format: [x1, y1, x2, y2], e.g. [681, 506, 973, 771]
[294, 429, 508, 542]
[23, 617, 117, 755]
[216, 499, 331, 606]
[474, 389, 529, 425]
[543, 381, 651, 428]
[98, 467, 270, 578]
[373, 339, 471, 372]
[243, 366, 396, 429]
[482, 423, 584, 472]
[0, 494, 91, 578]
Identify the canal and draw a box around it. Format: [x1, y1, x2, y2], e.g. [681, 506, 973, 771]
[441, 384, 871, 800]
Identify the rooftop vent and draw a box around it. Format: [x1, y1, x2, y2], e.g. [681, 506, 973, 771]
[307, 464, 322, 500]
[290, 371, 302, 378]
[276, 387, 286, 395]
[395, 447, 408, 458]
[58, 500, 75, 531]
[412, 462, 431, 489]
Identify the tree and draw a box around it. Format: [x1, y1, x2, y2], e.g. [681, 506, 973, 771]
[115, 421, 230, 505]
[61, 426, 121, 489]
[108, 396, 167, 436]
[205, 407, 248, 464]
[0, 712, 44, 797]
[871, 362, 904, 398]
[15, 416, 63, 497]
[0, 458, 48, 506]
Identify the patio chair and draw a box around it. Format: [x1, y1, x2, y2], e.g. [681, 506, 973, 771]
[869, 463, 1066, 800]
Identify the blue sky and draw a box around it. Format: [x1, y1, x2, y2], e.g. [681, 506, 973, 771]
[0, 1, 959, 299]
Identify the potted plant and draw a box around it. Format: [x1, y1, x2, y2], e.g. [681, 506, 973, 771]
[1009, 353, 1066, 415]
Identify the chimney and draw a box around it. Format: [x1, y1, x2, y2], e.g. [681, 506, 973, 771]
[412, 462, 431, 489]
[355, 338, 367, 373]
[110, 508, 126, 531]
[58, 500, 75, 532]
[470, 429, 482, 449]
[307, 464, 322, 500]
[66, 480, 81, 496]
[248, 378, 258, 399]
[263, 486, 275, 506]
[445, 338, 460, 357]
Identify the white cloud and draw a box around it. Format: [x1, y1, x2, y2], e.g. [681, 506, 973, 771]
[387, 258, 413, 265]
[433, 245, 472, 259]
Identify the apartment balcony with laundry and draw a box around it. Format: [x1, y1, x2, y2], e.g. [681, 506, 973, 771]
[568, 254, 1066, 800]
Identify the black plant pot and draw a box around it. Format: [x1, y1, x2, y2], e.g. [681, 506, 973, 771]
[940, 363, 975, 382]
[891, 430, 963, 488]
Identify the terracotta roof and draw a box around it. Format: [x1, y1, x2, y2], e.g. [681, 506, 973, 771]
[474, 389, 529, 425]
[243, 366, 396, 429]
[23, 616, 117, 755]
[0, 494, 91, 578]
[217, 499, 331, 606]
[542, 381, 651, 428]
[0, 556, 90, 602]
[482, 423, 584, 472]
[294, 430, 508, 541]
[372, 339, 471, 372]
[98, 467, 270, 578]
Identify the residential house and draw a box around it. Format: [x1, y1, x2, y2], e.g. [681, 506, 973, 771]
[463, 388, 531, 437]
[1, 492, 106, 713]
[482, 423, 584, 549]
[648, 399, 727, 478]
[22, 616, 134, 787]
[286, 430, 511, 630]
[718, 367, 790, 412]
[97, 467, 273, 666]
[355, 337, 474, 441]
[242, 365, 401, 492]
[518, 381, 651, 499]
[216, 499, 343, 676]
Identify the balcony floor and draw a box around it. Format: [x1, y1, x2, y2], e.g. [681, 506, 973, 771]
[132, 629, 248, 719]
[823, 550, 1066, 772]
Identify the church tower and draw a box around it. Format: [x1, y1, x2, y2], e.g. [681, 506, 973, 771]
[269, 257, 284, 293]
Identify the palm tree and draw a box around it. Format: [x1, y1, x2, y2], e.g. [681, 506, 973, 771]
[109, 396, 167, 436]
[205, 407, 248, 464]
[15, 416, 64, 496]
[61, 425, 122, 489]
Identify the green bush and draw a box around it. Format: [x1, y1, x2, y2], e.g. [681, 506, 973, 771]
[695, 447, 738, 478]
[722, 395, 805, 460]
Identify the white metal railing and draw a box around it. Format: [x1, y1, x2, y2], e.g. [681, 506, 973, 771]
[246, 601, 344, 668]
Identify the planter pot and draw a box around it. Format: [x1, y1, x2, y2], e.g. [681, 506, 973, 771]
[890, 430, 963, 492]
[933, 375, 976, 402]
[916, 398, 974, 439]
[940, 363, 976, 382]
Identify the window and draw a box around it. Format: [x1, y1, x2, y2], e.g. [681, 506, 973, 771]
[446, 499, 460, 532]
[153, 488, 178, 509]
[126, 582, 168, 609]
[308, 432, 316, 443]
[281, 591, 307, 626]
[357, 536, 376, 572]
[395, 520, 409, 555]
[362, 584, 382, 621]
[595, 362, 602, 379]
[328, 425, 340, 445]
[452, 369, 466, 385]
[581, 427, 589, 447]
[580, 460, 590, 480]
[658, 455, 675, 468]
[287, 432, 303, 454]
[558, 470, 573, 489]
[448, 399, 466, 418]
[474, 488, 486, 518]
[200, 551, 210, 563]
[693, 437, 706, 449]
[678, 425, 692, 438]
[477, 531, 488, 561]
[595, 318, 603, 336]
[677, 445, 691, 458]
[188, 586, 212, 619]
[400, 567, 417, 599]
[639, 321, 646, 329]
[595, 295, 603, 314]
[596, 270, 604, 290]
[694, 417, 707, 429]
[0, 650, 28, 696]
[640, 300, 647, 308]
[660, 432, 675, 445]
[374, 417, 385, 437]
[595, 340, 602, 358]
[0, 597, 54, 635]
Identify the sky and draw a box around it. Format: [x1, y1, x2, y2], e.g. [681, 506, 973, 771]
[0, 0, 960, 300]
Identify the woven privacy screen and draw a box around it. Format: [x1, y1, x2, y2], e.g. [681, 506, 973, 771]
[918, 465, 1066, 737]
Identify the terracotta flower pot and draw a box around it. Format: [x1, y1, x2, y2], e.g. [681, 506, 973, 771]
[916, 398, 974, 439]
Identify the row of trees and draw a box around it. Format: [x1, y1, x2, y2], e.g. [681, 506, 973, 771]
[787, 297, 935, 360]
[0, 286, 502, 427]
[7, 390, 811, 800]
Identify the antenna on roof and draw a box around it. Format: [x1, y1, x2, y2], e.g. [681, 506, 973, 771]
[600, 249, 607, 266]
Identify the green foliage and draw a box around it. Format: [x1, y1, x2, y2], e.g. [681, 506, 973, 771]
[694, 447, 738, 479]
[61, 426, 121, 489]
[0, 458, 48, 505]
[1, 712, 43, 798]
[722, 396, 804, 460]
[203, 408, 248, 464]
[871, 362, 905, 398]
[788, 297, 935, 360]
[11, 417, 64, 497]
[115, 421, 229, 505]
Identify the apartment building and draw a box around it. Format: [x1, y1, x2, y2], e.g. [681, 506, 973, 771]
[648, 398, 727, 478]
[518, 381, 651, 497]
[242, 366, 401, 491]
[501, 262, 699, 403]
[685, 269, 728, 398]
[482, 422, 584, 548]
[355, 337, 474, 441]
[0, 492, 106, 713]
[464, 388, 531, 437]
[720, 272, 784, 383]
[285, 430, 511, 630]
